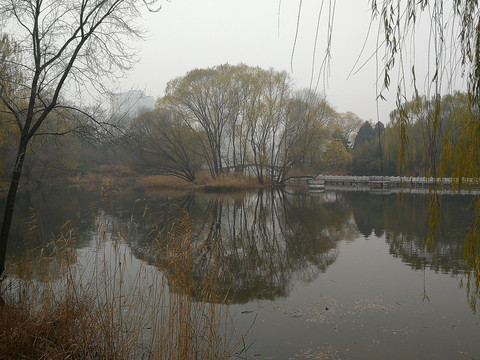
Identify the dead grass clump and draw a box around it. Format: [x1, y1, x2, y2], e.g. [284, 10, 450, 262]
[94, 164, 134, 177]
[69, 165, 136, 186]
[0, 223, 119, 359]
[144, 171, 260, 192]
[0, 286, 103, 360]
[201, 173, 259, 191]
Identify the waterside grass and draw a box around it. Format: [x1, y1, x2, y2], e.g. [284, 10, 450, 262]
[144, 172, 272, 194]
[0, 213, 239, 359]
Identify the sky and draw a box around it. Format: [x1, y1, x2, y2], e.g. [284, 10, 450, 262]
[118, 0, 433, 124]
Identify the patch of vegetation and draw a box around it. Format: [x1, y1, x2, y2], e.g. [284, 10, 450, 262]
[0, 217, 240, 359]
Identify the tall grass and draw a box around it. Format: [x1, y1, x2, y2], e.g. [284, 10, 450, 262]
[201, 173, 259, 192]
[144, 172, 261, 193]
[0, 212, 238, 359]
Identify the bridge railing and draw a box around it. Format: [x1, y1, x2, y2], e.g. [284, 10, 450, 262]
[319, 175, 479, 191]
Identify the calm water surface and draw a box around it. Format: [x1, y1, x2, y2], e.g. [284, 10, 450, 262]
[1, 185, 479, 359]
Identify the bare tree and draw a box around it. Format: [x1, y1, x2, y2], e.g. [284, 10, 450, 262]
[0, 0, 160, 277]
[129, 108, 204, 182]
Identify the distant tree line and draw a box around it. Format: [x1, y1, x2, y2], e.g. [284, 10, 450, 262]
[1, 63, 475, 186]
[349, 92, 477, 178]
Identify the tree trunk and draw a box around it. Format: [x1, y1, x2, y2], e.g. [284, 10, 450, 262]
[0, 140, 27, 277]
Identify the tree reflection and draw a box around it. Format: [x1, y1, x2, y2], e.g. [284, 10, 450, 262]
[462, 199, 480, 313]
[347, 192, 471, 273]
[346, 191, 479, 312]
[0, 186, 100, 278]
[4, 185, 479, 312]
[0, 184, 147, 280]
[136, 190, 357, 303]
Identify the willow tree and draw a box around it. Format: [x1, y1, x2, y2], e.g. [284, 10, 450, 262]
[299, 0, 479, 175]
[285, 89, 333, 170]
[0, 0, 160, 277]
[368, 0, 480, 310]
[247, 68, 292, 184]
[163, 65, 242, 178]
[296, 0, 480, 306]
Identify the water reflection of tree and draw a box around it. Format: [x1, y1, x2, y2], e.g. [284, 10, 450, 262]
[0, 184, 146, 279]
[343, 191, 480, 313]
[0, 188, 78, 279]
[138, 190, 357, 303]
[0, 187, 98, 260]
[9, 186, 478, 311]
[347, 192, 474, 275]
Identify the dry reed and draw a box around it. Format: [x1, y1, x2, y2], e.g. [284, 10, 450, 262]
[201, 173, 259, 191]
[144, 172, 261, 193]
[0, 211, 239, 359]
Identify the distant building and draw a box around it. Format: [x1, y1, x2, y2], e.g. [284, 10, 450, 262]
[110, 90, 155, 122]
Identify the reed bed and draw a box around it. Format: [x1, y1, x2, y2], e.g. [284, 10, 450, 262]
[0, 212, 239, 359]
[201, 174, 259, 192]
[144, 172, 261, 193]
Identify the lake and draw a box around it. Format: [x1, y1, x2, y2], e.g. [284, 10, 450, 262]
[1, 184, 479, 359]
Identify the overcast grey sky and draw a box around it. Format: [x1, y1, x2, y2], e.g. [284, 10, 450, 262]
[119, 0, 445, 124]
